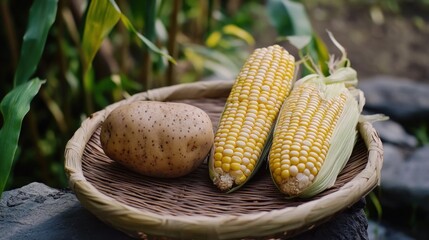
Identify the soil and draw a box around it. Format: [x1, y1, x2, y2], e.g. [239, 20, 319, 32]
[304, 1, 429, 83]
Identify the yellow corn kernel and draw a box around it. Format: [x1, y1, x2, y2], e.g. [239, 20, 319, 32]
[209, 45, 295, 192]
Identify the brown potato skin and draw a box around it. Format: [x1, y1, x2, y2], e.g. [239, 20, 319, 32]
[100, 101, 214, 178]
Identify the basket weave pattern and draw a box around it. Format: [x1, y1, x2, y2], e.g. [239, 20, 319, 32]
[65, 80, 383, 239]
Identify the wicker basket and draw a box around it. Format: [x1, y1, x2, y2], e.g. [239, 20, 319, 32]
[64, 80, 384, 240]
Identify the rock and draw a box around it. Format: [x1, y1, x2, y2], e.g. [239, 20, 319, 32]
[0, 182, 131, 240]
[368, 220, 414, 240]
[380, 145, 429, 212]
[380, 143, 406, 180]
[372, 120, 418, 148]
[294, 199, 369, 240]
[359, 76, 429, 122]
[400, 146, 429, 209]
[0, 182, 370, 240]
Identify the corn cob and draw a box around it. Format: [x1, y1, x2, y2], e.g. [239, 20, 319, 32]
[209, 45, 295, 192]
[268, 34, 364, 198]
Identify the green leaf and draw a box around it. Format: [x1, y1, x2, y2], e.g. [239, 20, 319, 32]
[0, 79, 45, 195]
[0, 0, 57, 196]
[267, 0, 331, 76]
[81, 0, 175, 74]
[206, 31, 222, 47]
[222, 24, 255, 46]
[267, 0, 313, 48]
[183, 44, 240, 79]
[93, 77, 117, 108]
[301, 34, 330, 76]
[155, 19, 168, 43]
[80, 0, 174, 112]
[80, 0, 122, 113]
[81, 0, 121, 72]
[142, 0, 156, 43]
[13, 0, 58, 86]
[120, 15, 176, 64]
[287, 35, 312, 50]
[368, 191, 383, 220]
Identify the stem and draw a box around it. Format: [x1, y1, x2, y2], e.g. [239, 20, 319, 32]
[206, 0, 216, 36]
[26, 109, 51, 185]
[59, 0, 79, 129]
[40, 89, 67, 134]
[69, 0, 93, 115]
[55, 0, 69, 133]
[140, 0, 157, 90]
[83, 67, 94, 115]
[198, 0, 208, 43]
[61, 0, 80, 46]
[117, 0, 131, 75]
[141, 50, 152, 90]
[0, 1, 19, 71]
[166, 0, 181, 86]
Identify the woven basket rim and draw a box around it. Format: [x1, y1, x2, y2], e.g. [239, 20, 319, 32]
[64, 80, 384, 239]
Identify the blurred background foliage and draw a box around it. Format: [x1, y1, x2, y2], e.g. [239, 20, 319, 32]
[0, 0, 252, 190]
[1, 0, 429, 210]
[0, 0, 321, 190]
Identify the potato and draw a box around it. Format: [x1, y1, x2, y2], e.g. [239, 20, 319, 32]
[100, 101, 214, 178]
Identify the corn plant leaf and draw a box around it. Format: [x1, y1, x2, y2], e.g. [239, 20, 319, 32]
[286, 35, 312, 50]
[142, 0, 156, 43]
[13, 0, 58, 86]
[301, 34, 330, 76]
[80, 0, 121, 107]
[267, 0, 312, 49]
[0, 0, 57, 197]
[206, 31, 222, 47]
[155, 19, 168, 43]
[183, 44, 241, 79]
[119, 0, 173, 62]
[120, 15, 176, 64]
[81, 0, 121, 72]
[222, 24, 255, 46]
[267, 0, 331, 76]
[81, 0, 175, 74]
[80, 0, 174, 113]
[368, 191, 383, 220]
[0, 78, 45, 195]
[312, 34, 330, 75]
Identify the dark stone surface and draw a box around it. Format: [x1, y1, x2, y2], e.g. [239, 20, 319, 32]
[359, 75, 429, 122]
[0, 182, 130, 240]
[367, 221, 415, 240]
[372, 119, 418, 148]
[294, 199, 369, 240]
[380, 145, 429, 212]
[0, 182, 371, 240]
